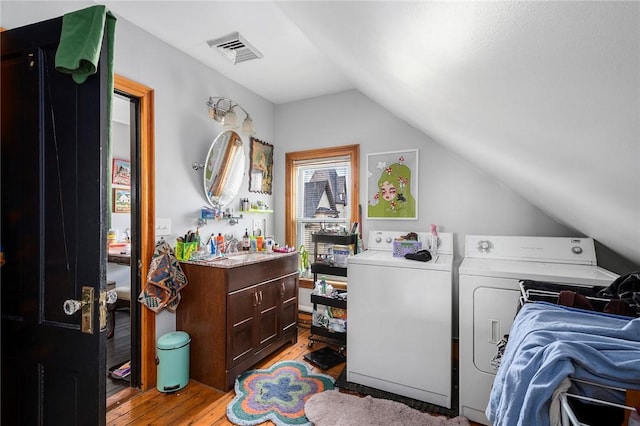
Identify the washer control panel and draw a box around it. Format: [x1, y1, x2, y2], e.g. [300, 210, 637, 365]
[366, 230, 453, 255]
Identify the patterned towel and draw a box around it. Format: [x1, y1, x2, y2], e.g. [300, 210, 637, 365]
[138, 242, 188, 313]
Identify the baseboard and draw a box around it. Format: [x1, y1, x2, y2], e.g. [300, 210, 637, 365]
[298, 311, 312, 329]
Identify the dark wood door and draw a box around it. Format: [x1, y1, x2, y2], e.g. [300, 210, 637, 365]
[255, 279, 280, 355]
[1, 16, 108, 425]
[228, 285, 258, 368]
[280, 274, 299, 339]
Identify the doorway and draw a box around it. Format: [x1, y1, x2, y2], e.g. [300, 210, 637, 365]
[106, 92, 135, 397]
[111, 75, 157, 398]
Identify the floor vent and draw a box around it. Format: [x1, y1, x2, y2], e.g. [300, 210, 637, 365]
[207, 32, 263, 64]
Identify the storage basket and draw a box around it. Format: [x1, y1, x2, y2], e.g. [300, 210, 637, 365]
[392, 239, 422, 257]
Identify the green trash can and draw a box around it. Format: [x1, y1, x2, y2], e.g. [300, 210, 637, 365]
[156, 331, 190, 393]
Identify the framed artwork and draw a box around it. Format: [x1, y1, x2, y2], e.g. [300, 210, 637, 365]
[366, 149, 419, 220]
[113, 188, 131, 213]
[249, 137, 273, 194]
[112, 158, 131, 186]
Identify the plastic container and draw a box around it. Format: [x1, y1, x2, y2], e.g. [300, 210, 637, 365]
[216, 233, 225, 254]
[156, 331, 190, 393]
[428, 224, 439, 256]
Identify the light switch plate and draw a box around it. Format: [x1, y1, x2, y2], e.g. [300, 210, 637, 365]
[156, 218, 171, 236]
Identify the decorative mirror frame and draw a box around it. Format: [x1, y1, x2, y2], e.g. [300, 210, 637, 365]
[204, 130, 246, 208]
[249, 137, 273, 194]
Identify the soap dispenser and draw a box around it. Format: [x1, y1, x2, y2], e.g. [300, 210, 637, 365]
[428, 224, 439, 257]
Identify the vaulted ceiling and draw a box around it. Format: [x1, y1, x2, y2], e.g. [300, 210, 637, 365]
[5, 1, 639, 264]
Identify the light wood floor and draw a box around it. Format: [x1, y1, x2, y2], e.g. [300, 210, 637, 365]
[106, 326, 347, 425]
[106, 310, 131, 398]
[107, 325, 480, 425]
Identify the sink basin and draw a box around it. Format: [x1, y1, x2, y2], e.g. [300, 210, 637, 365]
[199, 252, 276, 265]
[225, 253, 267, 262]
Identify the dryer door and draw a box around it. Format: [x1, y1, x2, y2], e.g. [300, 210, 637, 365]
[473, 287, 521, 374]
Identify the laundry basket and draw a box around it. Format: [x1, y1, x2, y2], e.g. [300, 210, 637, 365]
[156, 331, 190, 392]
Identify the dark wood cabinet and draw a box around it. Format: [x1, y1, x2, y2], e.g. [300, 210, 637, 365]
[178, 253, 299, 391]
[227, 277, 280, 369]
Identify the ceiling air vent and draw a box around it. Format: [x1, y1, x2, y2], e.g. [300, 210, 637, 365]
[207, 32, 263, 65]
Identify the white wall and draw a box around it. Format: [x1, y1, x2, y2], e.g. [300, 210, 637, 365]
[110, 113, 131, 238]
[274, 90, 577, 252]
[112, 11, 276, 336]
[273, 90, 583, 335]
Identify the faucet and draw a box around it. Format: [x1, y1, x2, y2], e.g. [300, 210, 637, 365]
[225, 238, 239, 254]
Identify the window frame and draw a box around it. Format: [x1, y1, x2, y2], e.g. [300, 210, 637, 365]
[285, 144, 360, 248]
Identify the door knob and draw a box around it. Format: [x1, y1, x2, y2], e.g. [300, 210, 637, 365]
[63, 287, 93, 315]
[106, 289, 118, 304]
[63, 299, 84, 315]
[62, 286, 94, 334]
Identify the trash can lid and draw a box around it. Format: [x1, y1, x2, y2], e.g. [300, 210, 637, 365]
[157, 331, 190, 350]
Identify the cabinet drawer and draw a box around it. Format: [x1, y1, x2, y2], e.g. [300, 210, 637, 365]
[227, 255, 298, 292]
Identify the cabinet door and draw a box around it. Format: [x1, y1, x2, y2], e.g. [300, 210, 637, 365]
[255, 279, 280, 355]
[280, 274, 298, 337]
[228, 285, 258, 368]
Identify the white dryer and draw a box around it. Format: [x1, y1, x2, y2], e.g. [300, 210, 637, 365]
[347, 230, 454, 408]
[458, 235, 618, 425]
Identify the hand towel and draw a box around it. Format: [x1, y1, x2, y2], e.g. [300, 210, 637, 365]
[55, 5, 116, 84]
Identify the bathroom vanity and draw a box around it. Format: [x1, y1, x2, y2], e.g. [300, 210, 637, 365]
[177, 252, 299, 391]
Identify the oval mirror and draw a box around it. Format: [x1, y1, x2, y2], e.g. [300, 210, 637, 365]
[203, 130, 245, 208]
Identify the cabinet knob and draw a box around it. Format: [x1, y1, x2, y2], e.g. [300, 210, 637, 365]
[254, 292, 259, 307]
[281, 281, 285, 296]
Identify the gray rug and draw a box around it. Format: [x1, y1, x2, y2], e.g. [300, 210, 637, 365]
[305, 390, 470, 426]
[334, 366, 458, 418]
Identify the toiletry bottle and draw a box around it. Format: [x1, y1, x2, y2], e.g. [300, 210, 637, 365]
[210, 235, 216, 256]
[429, 224, 439, 256]
[321, 276, 327, 295]
[243, 228, 250, 251]
[216, 233, 225, 254]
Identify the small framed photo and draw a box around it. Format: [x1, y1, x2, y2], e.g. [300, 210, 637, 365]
[112, 158, 131, 186]
[366, 149, 419, 220]
[249, 137, 274, 194]
[113, 188, 131, 213]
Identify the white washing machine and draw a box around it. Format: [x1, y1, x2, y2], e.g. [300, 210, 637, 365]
[458, 235, 619, 425]
[347, 230, 454, 408]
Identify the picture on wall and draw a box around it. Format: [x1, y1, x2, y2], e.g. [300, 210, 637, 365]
[366, 149, 418, 220]
[113, 188, 131, 213]
[112, 158, 131, 186]
[249, 137, 273, 194]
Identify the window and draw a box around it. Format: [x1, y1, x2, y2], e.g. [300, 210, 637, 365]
[285, 145, 360, 270]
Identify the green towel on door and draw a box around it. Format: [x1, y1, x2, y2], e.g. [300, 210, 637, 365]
[55, 5, 116, 84]
[55, 5, 117, 224]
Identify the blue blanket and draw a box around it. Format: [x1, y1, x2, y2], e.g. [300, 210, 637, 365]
[486, 302, 640, 426]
